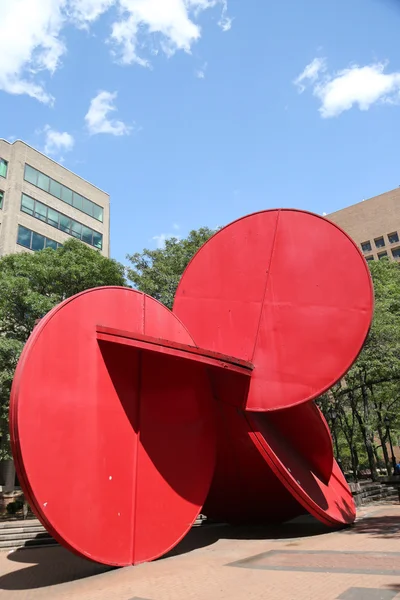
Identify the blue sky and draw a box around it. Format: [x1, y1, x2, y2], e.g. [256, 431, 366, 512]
[2, 0, 400, 264]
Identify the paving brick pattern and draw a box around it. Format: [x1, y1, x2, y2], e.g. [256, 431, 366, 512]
[1, 503, 400, 600]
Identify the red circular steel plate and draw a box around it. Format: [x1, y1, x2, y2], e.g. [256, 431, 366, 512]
[174, 209, 373, 411]
[11, 287, 215, 566]
[174, 209, 370, 526]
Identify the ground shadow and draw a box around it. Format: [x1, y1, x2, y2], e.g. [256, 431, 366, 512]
[0, 514, 333, 590]
[0, 545, 114, 590]
[5, 511, 391, 591]
[164, 514, 335, 559]
[340, 515, 400, 539]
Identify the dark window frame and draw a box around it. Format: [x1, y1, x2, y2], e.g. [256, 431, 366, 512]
[361, 241, 372, 253]
[378, 251, 388, 260]
[20, 193, 103, 250]
[23, 164, 104, 223]
[17, 225, 61, 252]
[388, 232, 399, 245]
[0, 158, 8, 178]
[374, 236, 385, 249]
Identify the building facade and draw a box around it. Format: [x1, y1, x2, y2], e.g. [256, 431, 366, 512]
[0, 139, 110, 257]
[327, 187, 400, 263]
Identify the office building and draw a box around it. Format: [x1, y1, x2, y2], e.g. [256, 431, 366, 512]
[0, 139, 110, 257]
[327, 187, 400, 263]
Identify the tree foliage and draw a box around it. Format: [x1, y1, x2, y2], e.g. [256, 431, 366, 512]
[318, 259, 400, 480]
[126, 227, 217, 309]
[0, 239, 126, 460]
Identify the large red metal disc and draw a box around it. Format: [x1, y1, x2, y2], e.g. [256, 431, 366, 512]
[10, 287, 215, 566]
[174, 209, 370, 526]
[174, 209, 373, 411]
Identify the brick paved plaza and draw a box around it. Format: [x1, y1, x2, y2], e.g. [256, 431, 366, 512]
[1, 504, 400, 600]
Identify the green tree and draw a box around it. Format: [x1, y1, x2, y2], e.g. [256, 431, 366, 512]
[319, 258, 400, 480]
[126, 227, 217, 309]
[0, 239, 127, 462]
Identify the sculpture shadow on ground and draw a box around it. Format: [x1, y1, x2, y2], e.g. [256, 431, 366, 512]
[4, 510, 397, 591]
[0, 545, 115, 590]
[341, 514, 400, 539]
[0, 515, 330, 591]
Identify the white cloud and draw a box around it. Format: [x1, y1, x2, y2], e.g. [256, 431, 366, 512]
[43, 125, 75, 155]
[68, 0, 115, 24]
[0, 0, 65, 103]
[294, 57, 326, 93]
[153, 226, 181, 248]
[294, 58, 400, 118]
[152, 233, 180, 248]
[195, 62, 208, 79]
[85, 91, 131, 136]
[0, 0, 230, 102]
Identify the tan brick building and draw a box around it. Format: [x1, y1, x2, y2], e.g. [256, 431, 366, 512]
[0, 139, 110, 257]
[327, 187, 400, 263]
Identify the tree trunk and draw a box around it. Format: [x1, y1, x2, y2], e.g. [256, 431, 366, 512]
[377, 424, 391, 475]
[355, 408, 378, 480]
[2, 459, 15, 493]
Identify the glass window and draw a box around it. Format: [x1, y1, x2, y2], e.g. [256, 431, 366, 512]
[388, 232, 399, 244]
[34, 201, 47, 222]
[59, 214, 72, 233]
[392, 247, 400, 259]
[31, 231, 45, 251]
[366, 255, 374, 262]
[72, 193, 83, 211]
[17, 226, 32, 248]
[61, 186, 73, 205]
[361, 241, 372, 253]
[17, 225, 59, 252]
[378, 251, 388, 260]
[20, 195, 102, 249]
[70, 221, 82, 239]
[0, 190, 3, 209]
[0, 158, 8, 178]
[374, 237, 385, 248]
[21, 194, 34, 216]
[82, 197, 93, 217]
[23, 164, 103, 222]
[81, 226, 93, 245]
[45, 238, 57, 250]
[50, 179, 62, 199]
[92, 204, 103, 222]
[24, 165, 37, 185]
[47, 208, 59, 228]
[92, 230, 103, 250]
[37, 172, 50, 192]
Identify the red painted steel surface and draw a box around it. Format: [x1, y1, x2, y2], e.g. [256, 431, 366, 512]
[10, 209, 373, 566]
[10, 288, 216, 566]
[174, 209, 372, 527]
[174, 210, 373, 411]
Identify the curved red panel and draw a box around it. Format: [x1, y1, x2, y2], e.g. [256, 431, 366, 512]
[10, 287, 215, 566]
[247, 405, 355, 526]
[174, 209, 373, 411]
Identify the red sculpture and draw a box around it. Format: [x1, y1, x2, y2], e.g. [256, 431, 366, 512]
[10, 209, 373, 567]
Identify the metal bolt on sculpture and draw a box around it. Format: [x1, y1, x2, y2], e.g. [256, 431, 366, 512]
[10, 209, 373, 567]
